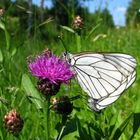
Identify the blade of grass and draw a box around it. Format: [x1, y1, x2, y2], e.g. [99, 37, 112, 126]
[0, 21, 10, 50]
[60, 25, 75, 34]
[130, 87, 140, 139]
[111, 113, 133, 140]
[130, 113, 140, 139]
[0, 49, 3, 63]
[85, 22, 101, 40]
[36, 17, 54, 28]
[133, 88, 140, 114]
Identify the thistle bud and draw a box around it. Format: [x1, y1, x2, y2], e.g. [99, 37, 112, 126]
[42, 48, 51, 56]
[4, 109, 24, 135]
[0, 9, 4, 17]
[37, 78, 61, 96]
[71, 15, 84, 30]
[51, 96, 73, 115]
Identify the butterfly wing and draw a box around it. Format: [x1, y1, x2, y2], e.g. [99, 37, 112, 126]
[68, 53, 136, 111]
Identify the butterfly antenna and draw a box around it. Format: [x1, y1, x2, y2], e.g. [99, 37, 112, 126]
[58, 36, 68, 54]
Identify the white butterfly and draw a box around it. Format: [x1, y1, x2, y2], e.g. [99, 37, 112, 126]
[64, 52, 136, 112]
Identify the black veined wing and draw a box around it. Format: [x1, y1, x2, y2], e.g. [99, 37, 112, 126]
[65, 52, 136, 112]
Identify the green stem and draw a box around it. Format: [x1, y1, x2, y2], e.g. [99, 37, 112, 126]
[45, 96, 51, 140]
[56, 125, 65, 140]
[56, 115, 68, 140]
[76, 34, 81, 52]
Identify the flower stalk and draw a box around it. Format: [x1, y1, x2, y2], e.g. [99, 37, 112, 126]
[44, 95, 51, 140]
[56, 115, 68, 140]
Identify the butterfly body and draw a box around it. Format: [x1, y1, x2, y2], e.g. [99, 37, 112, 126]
[64, 52, 136, 111]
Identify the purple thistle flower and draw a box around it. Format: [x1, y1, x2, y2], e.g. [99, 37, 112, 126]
[28, 53, 74, 84]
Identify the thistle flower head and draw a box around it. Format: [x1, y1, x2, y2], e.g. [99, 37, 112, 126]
[4, 109, 24, 135]
[28, 53, 74, 84]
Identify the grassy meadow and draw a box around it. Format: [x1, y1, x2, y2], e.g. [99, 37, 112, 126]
[0, 15, 140, 140]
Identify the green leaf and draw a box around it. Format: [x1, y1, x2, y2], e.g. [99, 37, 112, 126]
[0, 129, 3, 140]
[11, 48, 17, 57]
[112, 113, 133, 140]
[0, 49, 3, 63]
[130, 113, 140, 139]
[60, 25, 75, 33]
[76, 115, 93, 139]
[62, 132, 78, 140]
[0, 21, 10, 50]
[4, 29, 10, 50]
[56, 117, 77, 140]
[22, 74, 43, 110]
[133, 89, 140, 113]
[0, 21, 5, 30]
[85, 22, 101, 40]
[109, 110, 120, 135]
[88, 122, 104, 139]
